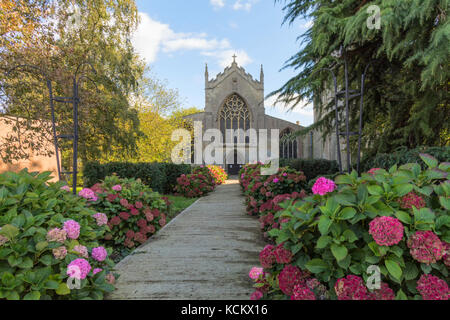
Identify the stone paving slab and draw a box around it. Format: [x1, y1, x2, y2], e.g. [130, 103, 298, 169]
[107, 180, 266, 300]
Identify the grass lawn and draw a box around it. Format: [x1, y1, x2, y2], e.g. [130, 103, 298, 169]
[164, 195, 198, 220]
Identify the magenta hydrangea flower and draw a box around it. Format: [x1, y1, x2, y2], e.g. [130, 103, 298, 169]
[291, 284, 316, 300]
[312, 177, 336, 196]
[52, 246, 67, 260]
[368, 168, 382, 176]
[278, 265, 304, 296]
[92, 212, 108, 226]
[367, 282, 395, 300]
[250, 290, 263, 300]
[407, 231, 444, 264]
[273, 178, 280, 183]
[274, 243, 293, 264]
[93, 268, 103, 275]
[259, 245, 276, 269]
[416, 274, 449, 300]
[91, 246, 108, 262]
[369, 216, 404, 246]
[334, 275, 368, 300]
[112, 185, 122, 192]
[73, 245, 88, 258]
[249, 267, 264, 280]
[78, 188, 98, 201]
[443, 242, 450, 267]
[63, 220, 80, 240]
[46, 228, 67, 243]
[399, 192, 426, 210]
[67, 258, 91, 280]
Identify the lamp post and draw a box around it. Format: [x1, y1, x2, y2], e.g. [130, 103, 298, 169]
[5, 62, 96, 194]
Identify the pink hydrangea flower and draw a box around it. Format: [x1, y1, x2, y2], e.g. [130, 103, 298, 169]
[112, 185, 122, 192]
[259, 245, 276, 269]
[93, 268, 103, 275]
[369, 216, 404, 246]
[312, 177, 336, 196]
[92, 212, 108, 226]
[416, 274, 449, 300]
[291, 284, 316, 300]
[274, 243, 293, 264]
[273, 178, 280, 183]
[78, 188, 98, 201]
[63, 220, 80, 240]
[367, 282, 395, 300]
[60, 185, 71, 192]
[67, 258, 91, 280]
[368, 168, 382, 176]
[443, 242, 450, 267]
[46, 228, 67, 243]
[250, 290, 263, 300]
[73, 245, 88, 258]
[399, 192, 426, 209]
[249, 267, 264, 280]
[53, 246, 67, 260]
[278, 265, 304, 296]
[335, 275, 368, 300]
[407, 231, 444, 264]
[91, 246, 108, 262]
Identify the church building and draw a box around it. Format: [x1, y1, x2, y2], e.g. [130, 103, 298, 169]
[184, 56, 306, 174]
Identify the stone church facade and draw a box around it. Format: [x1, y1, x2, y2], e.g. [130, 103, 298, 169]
[184, 56, 306, 174]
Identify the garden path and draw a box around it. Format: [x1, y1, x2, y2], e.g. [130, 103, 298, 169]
[107, 179, 266, 300]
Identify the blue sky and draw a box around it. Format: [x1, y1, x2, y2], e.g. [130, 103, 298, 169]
[133, 0, 314, 126]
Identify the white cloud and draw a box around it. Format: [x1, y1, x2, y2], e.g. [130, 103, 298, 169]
[133, 12, 252, 69]
[233, 0, 259, 11]
[265, 94, 314, 118]
[210, 0, 225, 9]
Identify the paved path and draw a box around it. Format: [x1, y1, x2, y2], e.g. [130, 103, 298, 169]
[108, 179, 266, 300]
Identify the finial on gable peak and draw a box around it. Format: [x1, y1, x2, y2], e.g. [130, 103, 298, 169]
[232, 54, 237, 66]
[260, 64, 264, 83]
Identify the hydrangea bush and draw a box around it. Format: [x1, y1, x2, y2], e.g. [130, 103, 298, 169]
[0, 170, 116, 300]
[174, 167, 216, 198]
[81, 176, 171, 251]
[246, 154, 450, 300]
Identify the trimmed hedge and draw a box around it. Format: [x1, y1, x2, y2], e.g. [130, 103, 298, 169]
[361, 146, 450, 172]
[280, 158, 339, 182]
[82, 162, 192, 194]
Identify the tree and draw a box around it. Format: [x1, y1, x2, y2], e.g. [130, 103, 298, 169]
[0, 0, 144, 167]
[272, 0, 449, 158]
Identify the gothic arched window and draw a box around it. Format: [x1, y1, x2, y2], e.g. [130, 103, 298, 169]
[280, 128, 298, 159]
[218, 94, 251, 137]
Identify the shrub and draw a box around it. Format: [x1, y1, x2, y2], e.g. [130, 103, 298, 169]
[173, 172, 215, 198]
[280, 159, 339, 182]
[82, 176, 171, 251]
[82, 162, 192, 193]
[249, 154, 450, 300]
[0, 170, 116, 300]
[361, 146, 450, 172]
[207, 165, 228, 185]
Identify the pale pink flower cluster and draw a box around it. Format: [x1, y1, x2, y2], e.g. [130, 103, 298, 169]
[73, 245, 89, 258]
[46, 228, 67, 243]
[112, 185, 122, 192]
[63, 220, 80, 240]
[407, 231, 444, 264]
[416, 274, 449, 300]
[60, 185, 71, 192]
[91, 246, 108, 262]
[249, 267, 264, 280]
[67, 258, 91, 280]
[93, 213, 108, 226]
[78, 188, 98, 202]
[52, 246, 67, 260]
[369, 216, 404, 246]
[106, 273, 115, 284]
[312, 177, 336, 196]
